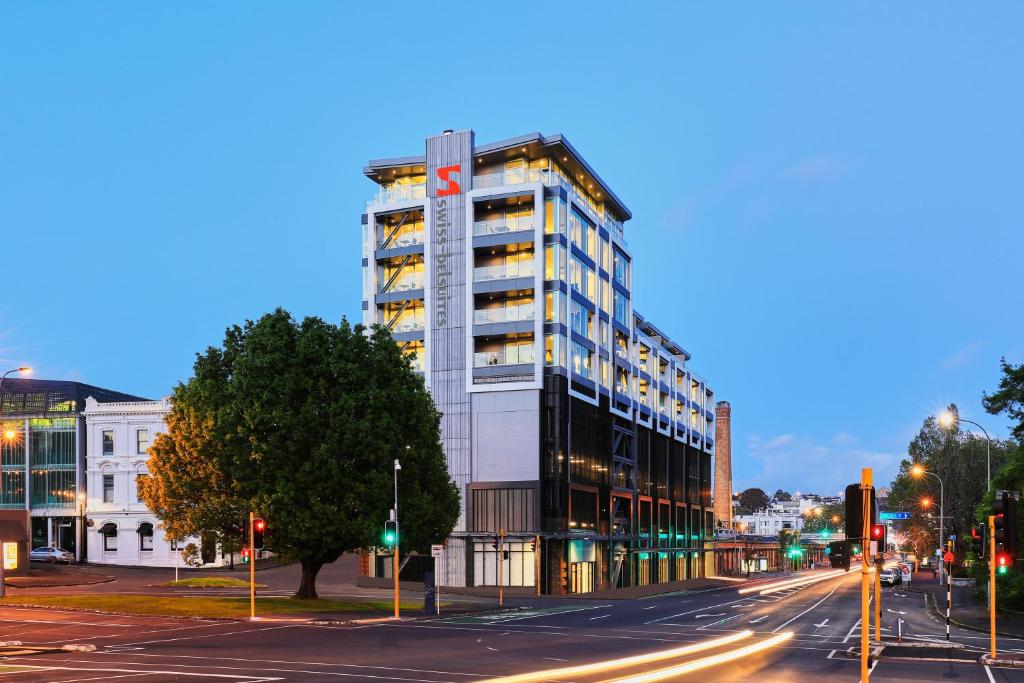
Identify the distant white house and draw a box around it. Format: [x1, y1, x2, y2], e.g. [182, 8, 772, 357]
[735, 497, 821, 536]
[83, 396, 222, 567]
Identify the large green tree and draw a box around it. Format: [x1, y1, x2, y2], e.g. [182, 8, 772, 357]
[886, 404, 1013, 563]
[141, 309, 460, 599]
[985, 359, 1024, 442]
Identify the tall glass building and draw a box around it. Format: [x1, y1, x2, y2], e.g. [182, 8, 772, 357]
[361, 130, 717, 594]
[0, 378, 147, 559]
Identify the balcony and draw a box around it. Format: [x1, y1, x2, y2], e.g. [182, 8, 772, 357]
[473, 261, 535, 283]
[390, 316, 425, 335]
[473, 303, 535, 325]
[370, 183, 426, 207]
[473, 168, 557, 190]
[378, 230, 424, 250]
[473, 216, 535, 237]
[378, 272, 424, 295]
[474, 344, 535, 368]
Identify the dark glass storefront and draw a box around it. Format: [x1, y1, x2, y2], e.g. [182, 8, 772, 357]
[541, 373, 713, 594]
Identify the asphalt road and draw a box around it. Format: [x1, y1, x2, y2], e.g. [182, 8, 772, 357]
[1, 568, 1023, 681]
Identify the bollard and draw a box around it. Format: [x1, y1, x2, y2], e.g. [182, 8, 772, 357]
[423, 570, 436, 614]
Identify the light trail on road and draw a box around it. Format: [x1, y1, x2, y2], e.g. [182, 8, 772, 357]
[738, 569, 848, 596]
[484, 630, 753, 683]
[602, 632, 795, 683]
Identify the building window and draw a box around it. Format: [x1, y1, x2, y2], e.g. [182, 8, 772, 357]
[613, 291, 629, 326]
[569, 257, 596, 301]
[100, 524, 118, 552]
[136, 473, 148, 503]
[102, 430, 114, 456]
[136, 429, 150, 455]
[571, 342, 593, 380]
[103, 474, 114, 503]
[169, 539, 179, 551]
[613, 247, 630, 289]
[138, 522, 154, 551]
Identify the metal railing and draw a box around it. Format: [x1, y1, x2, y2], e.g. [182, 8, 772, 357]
[379, 231, 424, 250]
[473, 261, 535, 282]
[472, 217, 535, 237]
[370, 183, 427, 207]
[474, 345, 535, 368]
[380, 273, 424, 293]
[473, 304, 535, 325]
[473, 168, 556, 189]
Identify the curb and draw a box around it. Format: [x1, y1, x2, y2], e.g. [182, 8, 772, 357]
[981, 654, 1024, 668]
[923, 592, 1024, 640]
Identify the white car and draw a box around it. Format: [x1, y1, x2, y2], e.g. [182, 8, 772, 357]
[30, 547, 73, 564]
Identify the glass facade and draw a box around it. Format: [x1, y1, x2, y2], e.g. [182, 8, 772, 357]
[30, 418, 77, 508]
[0, 421, 25, 509]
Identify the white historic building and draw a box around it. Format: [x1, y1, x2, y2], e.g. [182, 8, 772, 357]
[735, 498, 821, 536]
[83, 396, 221, 567]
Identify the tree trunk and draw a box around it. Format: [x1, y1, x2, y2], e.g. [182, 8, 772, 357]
[295, 559, 323, 599]
[228, 552, 235, 570]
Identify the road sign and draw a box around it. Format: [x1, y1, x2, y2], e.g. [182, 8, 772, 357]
[899, 563, 912, 584]
[431, 544, 444, 559]
[879, 511, 910, 520]
[944, 551, 955, 563]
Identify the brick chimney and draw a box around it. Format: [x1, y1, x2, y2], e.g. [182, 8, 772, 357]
[714, 401, 733, 526]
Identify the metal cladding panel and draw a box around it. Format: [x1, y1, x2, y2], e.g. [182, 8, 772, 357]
[426, 130, 474, 532]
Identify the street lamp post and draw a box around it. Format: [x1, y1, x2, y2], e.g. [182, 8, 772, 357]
[0, 367, 30, 596]
[939, 409, 993, 491]
[912, 464, 946, 582]
[393, 457, 401, 620]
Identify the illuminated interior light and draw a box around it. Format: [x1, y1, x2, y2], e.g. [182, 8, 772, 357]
[485, 631, 754, 683]
[606, 632, 794, 683]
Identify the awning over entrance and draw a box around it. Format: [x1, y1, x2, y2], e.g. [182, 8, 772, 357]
[97, 522, 117, 535]
[137, 522, 153, 535]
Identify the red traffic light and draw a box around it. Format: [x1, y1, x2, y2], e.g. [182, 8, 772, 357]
[871, 524, 885, 539]
[254, 518, 266, 532]
[241, 548, 251, 558]
[998, 554, 1010, 567]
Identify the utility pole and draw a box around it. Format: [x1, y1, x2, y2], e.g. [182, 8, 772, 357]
[393, 458, 401, 620]
[248, 511, 256, 621]
[535, 533, 541, 598]
[990, 513, 997, 659]
[860, 467, 872, 682]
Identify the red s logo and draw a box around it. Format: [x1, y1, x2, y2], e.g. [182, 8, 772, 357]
[436, 165, 462, 196]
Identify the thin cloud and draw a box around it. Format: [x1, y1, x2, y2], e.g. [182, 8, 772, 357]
[782, 155, 846, 182]
[735, 432, 900, 494]
[941, 341, 985, 369]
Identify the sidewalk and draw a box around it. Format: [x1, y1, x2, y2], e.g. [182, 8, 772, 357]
[903, 569, 1024, 638]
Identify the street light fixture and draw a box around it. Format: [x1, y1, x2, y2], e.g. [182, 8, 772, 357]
[911, 464, 946, 582]
[938, 407, 993, 492]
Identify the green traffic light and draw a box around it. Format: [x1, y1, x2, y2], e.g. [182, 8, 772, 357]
[821, 529, 830, 538]
[999, 566, 1008, 576]
[384, 530, 396, 545]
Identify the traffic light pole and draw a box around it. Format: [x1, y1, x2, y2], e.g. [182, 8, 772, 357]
[498, 528, 505, 608]
[990, 514, 997, 658]
[249, 511, 256, 621]
[861, 468, 872, 682]
[874, 554, 882, 643]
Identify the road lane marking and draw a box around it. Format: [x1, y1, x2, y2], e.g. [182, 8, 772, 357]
[986, 665, 997, 683]
[590, 615, 610, 621]
[749, 616, 768, 624]
[694, 613, 726, 619]
[489, 604, 613, 623]
[814, 619, 830, 628]
[772, 583, 842, 634]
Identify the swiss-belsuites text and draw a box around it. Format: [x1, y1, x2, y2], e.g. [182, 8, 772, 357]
[434, 196, 451, 327]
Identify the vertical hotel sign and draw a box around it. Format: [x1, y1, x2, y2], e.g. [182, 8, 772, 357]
[432, 163, 462, 327]
[426, 130, 473, 529]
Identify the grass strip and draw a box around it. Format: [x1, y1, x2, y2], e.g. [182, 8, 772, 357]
[0, 595, 423, 619]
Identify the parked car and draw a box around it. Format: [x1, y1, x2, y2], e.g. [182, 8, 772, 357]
[29, 546, 73, 564]
[879, 568, 902, 587]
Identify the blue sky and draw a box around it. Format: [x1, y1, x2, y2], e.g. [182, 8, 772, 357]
[2, 4, 1021, 495]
